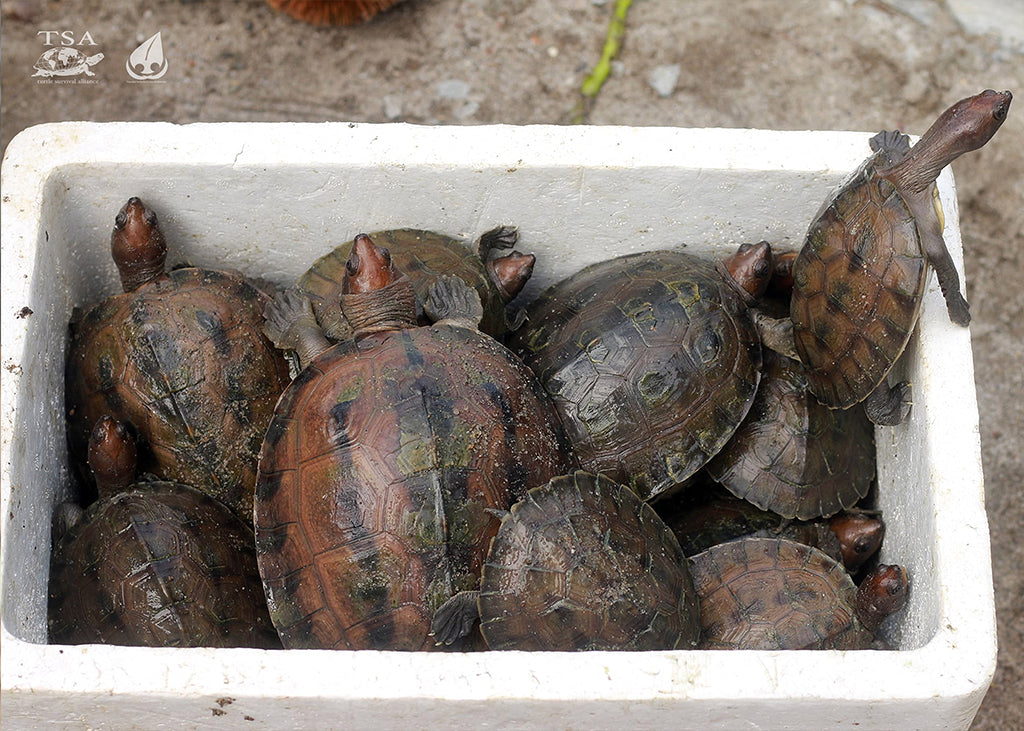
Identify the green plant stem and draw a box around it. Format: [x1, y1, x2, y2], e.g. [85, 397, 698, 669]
[571, 0, 633, 124]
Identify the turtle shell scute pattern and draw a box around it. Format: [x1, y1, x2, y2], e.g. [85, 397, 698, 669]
[509, 250, 762, 500]
[255, 324, 576, 651]
[690, 536, 871, 650]
[65, 268, 291, 518]
[297, 229, 508, 340]
[706, 352, 876, 520]
[791, 162, 926, 408]
[48, 483, 280, 648]
[478, 471, 700, 651]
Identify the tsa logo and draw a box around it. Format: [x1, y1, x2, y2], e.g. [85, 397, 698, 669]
[32, 30, 103, 79]
[126, 32, 168, 80]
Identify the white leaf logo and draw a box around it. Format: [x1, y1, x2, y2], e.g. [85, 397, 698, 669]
[126, 32, 168, 80]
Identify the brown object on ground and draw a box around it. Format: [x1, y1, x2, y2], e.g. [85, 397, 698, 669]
[266, 0, 404, 25]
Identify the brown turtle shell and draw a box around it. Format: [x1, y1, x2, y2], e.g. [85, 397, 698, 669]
[65, 266, 291, 519]
[705, 350, 876, 520]
[508, 249, 762, 500]
[790, 148, 926, 409]
[690, 536, 876, 650]
[254, 318, 576, 650]
[478, 471, 701, 651]
[297, 228, 522, 341]
[48, 482, 280, 648]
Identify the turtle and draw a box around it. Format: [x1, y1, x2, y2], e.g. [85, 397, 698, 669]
[48, 415, 280, 648]
[690, 536, 908, 650]
[254, 233, 576, 651]
[32, 47, 104, 77]
[656, 481, 885, 573]
[64, 197, 292, 519]
[790, 89, 1012, 425]
[266, 0, 405, 25]
[704, 349, 876, 520]
[430, 471, 701, 651]
[296, 226, 535, 342]
[508, 242, 794, 501]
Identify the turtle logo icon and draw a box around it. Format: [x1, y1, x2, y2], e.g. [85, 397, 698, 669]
[126, 32, 168, 80]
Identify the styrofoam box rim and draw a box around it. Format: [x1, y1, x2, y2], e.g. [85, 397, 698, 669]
[0, 122, 996, 729]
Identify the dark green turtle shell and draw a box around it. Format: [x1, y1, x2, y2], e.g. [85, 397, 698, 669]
[705, 350, 876, 520]
[48, 482, 280, 648]
[508, 250, 762, 500]
[64, 266, 291, 519]
[297, 228, 510, 341]
[478, 471, 700, 651]
[254, 321, 576, 651]
[790, 148, 926, 409]
[690, 536, 872, 650]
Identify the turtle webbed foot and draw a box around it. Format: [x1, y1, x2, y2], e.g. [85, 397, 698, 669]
[263, 288, 332, 369]
[425, 275, 484, 330]
[430, 590, 481, 646]
[869, 130, 912, 164]
[945, 291, 971, 327]
[478, 225, 519, 257]
[864, 379, 912, 426]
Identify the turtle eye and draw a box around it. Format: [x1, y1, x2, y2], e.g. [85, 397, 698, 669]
[114, 212, 127, 229]
[754, 259, 770, 278]
[379, 246, 392, 265]
[346, 252, 360, 275]
[738, 243, 753, 253]
[144, 209, 158, 227]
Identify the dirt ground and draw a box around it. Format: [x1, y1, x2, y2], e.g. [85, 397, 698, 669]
[1, 0, 1022, 727]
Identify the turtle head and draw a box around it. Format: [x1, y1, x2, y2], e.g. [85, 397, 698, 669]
[828, 513, 886, 572]
[111, 197, 167, 292]
[342, 233, 402, 294]
[721, 241, 773, 301]
[87, 415, 138, 497]
[855, 563, 909, 631]
[487, 250, 536, 302]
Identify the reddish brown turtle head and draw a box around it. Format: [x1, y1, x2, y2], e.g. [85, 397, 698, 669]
[487, 251, 536, 302]
[829, 513, 886, 572]
[719, 240, 773, 301]
[111, 197, 167, 293]
[855, 563, 909, 632]
[87, 415, 138, 498]
[340, 233, 418, 334]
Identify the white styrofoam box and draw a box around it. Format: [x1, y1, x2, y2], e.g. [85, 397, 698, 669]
[1, 122, 995, 729]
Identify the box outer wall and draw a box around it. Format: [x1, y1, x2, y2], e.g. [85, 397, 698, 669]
[0, 122, 996, 729]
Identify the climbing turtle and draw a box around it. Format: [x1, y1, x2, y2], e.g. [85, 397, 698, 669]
[297, 227, 535, 341]
[48, 416, 280, 648]
[791, 89, 1012, 424]
[704, 350, 876, 520]
[690, 536, 908, 650]
[508, 243, 791, 500]
[430, 471, 701, 651]
[255, 233, 576, 651]
[64, 197, 291, 519]
[656, 482, 885, 573]
[32, 47, 104, 77]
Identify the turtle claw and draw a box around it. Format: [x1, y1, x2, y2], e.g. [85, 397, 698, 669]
[869, 130, 911, 163]
[263, 288, 316, 351]
[946, 292, 971, 327]
[864, 380, 912, 426]
[424, 275, 484, 330]
[478, 225, 519, 257]
[430, 591, 480, 646]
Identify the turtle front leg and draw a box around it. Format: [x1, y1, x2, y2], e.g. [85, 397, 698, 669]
[911, 189, 971, 326]
[477, 225, 519, 258]
[864, 378, 912, 426]
[263, 288, 333, 370]
[751, 310, 801, 362]
[424, 275, 484, 330]
[430, 590, 481, 646]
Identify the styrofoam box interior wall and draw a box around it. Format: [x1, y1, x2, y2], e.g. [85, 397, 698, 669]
[1, 123, 995, 729]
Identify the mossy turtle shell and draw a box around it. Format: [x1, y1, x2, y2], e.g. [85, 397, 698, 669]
[65, 267, 291, 519]
[478, 471, 701, 651]
[706, 351, 876, 520]
[254, 320, 576, 651]
[508, 250, 762, 500]
[297, 228, 512, 341]
[690, 536, 872, 650]
[48, 483, 280, 648]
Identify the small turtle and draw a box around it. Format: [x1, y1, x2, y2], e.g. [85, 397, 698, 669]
[791, 90, 1012, 424]
[64, 197, 291, 518]
[508, 242, 792, 500]
[656, 482, 885, 573]
[32, 47, 104, 77]
[704, 350, 876, 520]
[297, 227, 535, 342]
[48, 416, 280, 648]
[255, 233, 575, 651]
[431, 471, 701, 651]
[690, 536, 908, 650]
